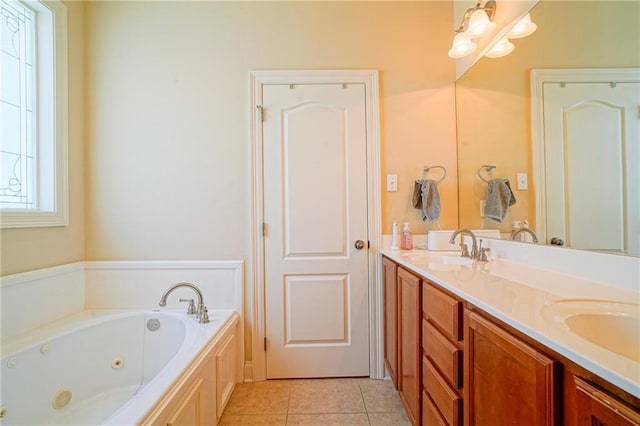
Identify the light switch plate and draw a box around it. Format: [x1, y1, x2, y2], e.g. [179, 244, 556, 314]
[516, 173, 528, 190]
[387, 174, 398, 192]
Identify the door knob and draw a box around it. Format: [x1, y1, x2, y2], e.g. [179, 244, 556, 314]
[549, 237, 565, 246]
[354, 240, 366, 250]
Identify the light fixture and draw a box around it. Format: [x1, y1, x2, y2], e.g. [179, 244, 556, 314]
[448, 32, 478, 59]
[506, 13, 537, 39]
[448, 0, 497, 59]
[467, 8, 497, 38]
[484, 37, 514, 58]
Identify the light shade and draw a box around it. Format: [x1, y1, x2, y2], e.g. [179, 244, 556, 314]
[485, 37, 515, 58]
[507, 13, 537, 39]
[448, 32, 478, 58]
[467, 9, 497, 38]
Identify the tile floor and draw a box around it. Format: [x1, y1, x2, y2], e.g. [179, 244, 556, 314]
[219, 378, 411, 425]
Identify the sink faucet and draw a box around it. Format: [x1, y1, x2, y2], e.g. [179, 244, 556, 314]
[449, 229, 478, 259]
[159, 282, 210, 323]
[510, 227, 539, 243]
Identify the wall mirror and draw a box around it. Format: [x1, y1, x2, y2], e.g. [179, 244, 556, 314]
[455, 0, 640, 257]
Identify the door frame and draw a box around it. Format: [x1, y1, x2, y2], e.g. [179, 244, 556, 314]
[530, 68, 640, 244]
[248, 70, 382, 382]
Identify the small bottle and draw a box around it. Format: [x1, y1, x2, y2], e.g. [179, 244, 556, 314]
[512, 220, 521, 241]
[400, 222, 413, 250]
[522, 218, 531, 242]
[391, 220, 399, 250]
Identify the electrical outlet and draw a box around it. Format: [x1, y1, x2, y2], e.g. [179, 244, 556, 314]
[517, 173, 528, 190]
[480, 200, 486, 217]
[387, 174, 398, 192]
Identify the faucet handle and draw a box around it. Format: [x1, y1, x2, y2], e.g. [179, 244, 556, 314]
[179, 298, 197, 315]
[199, 306, 210, 324]
[479, 247, 491, 262]
[459, 243, 470, 258]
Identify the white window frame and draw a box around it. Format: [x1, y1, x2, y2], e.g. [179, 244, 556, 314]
[1, 0, 68, 228]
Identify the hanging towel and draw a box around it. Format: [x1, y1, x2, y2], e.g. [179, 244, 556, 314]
[412, 179, 441, 222]
[484, 178, 516, 223]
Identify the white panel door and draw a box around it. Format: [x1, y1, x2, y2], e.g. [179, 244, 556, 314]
[543, 82, 639, 255]
[262, 83, 369, 378]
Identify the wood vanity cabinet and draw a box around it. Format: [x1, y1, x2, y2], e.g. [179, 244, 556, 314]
[422, 281, 463, 426]
[383, 257, 399, 387]
[464, 310, 560, 426]
[398, 266, 422, 425]
[572, 377, 640, 426]
[381, 256, 639, 426]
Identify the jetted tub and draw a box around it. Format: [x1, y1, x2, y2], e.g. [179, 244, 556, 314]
[0, 309, 237, 425]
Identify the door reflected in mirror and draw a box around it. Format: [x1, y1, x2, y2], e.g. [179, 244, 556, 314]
[455, 1, 640, 256]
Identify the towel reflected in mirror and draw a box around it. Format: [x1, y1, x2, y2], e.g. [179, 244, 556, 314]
[484, 178, 516, 223]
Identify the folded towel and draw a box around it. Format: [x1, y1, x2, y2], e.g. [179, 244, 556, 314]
[413, 179, 441, 222]
[484, 178, 516, 223]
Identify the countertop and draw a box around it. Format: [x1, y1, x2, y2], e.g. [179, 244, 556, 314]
[381, 248, 640, 399]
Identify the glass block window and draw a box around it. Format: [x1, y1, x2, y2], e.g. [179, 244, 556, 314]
[1, 0, 36, 209]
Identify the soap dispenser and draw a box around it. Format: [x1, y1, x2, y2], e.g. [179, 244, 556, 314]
[400, 222, 413, 250]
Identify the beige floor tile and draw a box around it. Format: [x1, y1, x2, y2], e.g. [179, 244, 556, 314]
[286, 413, 370, 425]
[224, 381, 291, 415]
[219, 414, 287, 425]
[367, 411, 412, 425]
[358, 379, 405, 413]
[288, 379, 366, 414]
[221, 379, 411, 424]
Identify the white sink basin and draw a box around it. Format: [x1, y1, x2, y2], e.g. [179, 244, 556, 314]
[542, 299, 640, 362]
[400, 251, 473, 270]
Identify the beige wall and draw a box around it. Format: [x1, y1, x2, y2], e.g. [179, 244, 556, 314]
[456, 1, 640, 233]
[83, 1, 456, 368]
[0, 1, 85, 276]
[84, 0, 457, 258]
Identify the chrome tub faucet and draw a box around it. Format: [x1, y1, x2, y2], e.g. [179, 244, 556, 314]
[159, 282, 210, 324]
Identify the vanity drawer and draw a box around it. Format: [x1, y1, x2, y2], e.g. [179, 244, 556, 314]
[423, 357, 461, 426]
[422, 319, 462, 389]
[422, 282, 462, 341]
[422, 391, 447, 426]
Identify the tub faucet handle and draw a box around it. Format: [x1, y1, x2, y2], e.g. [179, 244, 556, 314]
[199, 306, 210, 324]
[179, 298, 197, 315]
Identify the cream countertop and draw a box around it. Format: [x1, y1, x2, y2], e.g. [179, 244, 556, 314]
[381, 248, 640, 399]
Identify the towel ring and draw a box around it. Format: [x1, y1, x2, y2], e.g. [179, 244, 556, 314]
[423, 165, 447, 183]
[477, 165, 496, 183]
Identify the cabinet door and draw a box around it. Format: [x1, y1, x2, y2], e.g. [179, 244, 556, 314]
[398, 267, 422, 425]
[465, 311, 559, 426]
[383, 257, 399, 387]
[216, 331, 237, 419]
[167, 378, 204, 426]
[574, 377, 640, 426]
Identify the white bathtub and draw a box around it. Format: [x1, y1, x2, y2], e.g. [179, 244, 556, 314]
[0, 308, 236, 425]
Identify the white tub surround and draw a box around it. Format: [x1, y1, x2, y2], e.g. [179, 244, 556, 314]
[0, 262, 85, 340]
[381, 247, 640, 399]
[1, 309, 239, 425]
[1, 260, 243, 338]
[84, 260, 244, 313]
[1, 260, 246, 390]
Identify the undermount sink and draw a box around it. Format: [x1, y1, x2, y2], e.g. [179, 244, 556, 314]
[400, 251, 473, 270]
[542, 299, 640, 362]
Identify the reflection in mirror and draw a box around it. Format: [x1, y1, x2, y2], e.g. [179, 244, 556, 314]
[455, 1, 640, 256]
